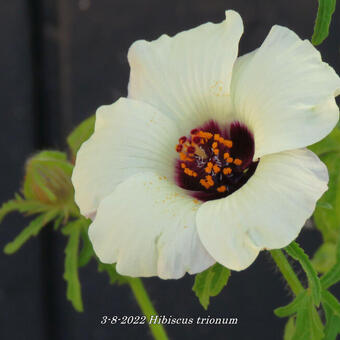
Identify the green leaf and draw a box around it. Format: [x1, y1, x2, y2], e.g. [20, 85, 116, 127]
[285, 242, 322, 306]
[309, 127, 340, 156]
[63, 220, 83, 312]
[314, 153, 340, 241]
[0, 197, 50, 223]
[320, 238, 340, 289]
[291, 294, 324, 340]
[4, 210, 58, 254]
[322, 297, 340, 340]
[192, 263, 231, 310]
[67, 115, 95, 159]
[312, 242, 337, 274]
[78, 225, 93, 267]
[98, 262, 128, 285]
[322, 290, 340, 317]
[284, 317, 296, 340]
[311, 0, 337, 45]
[274, 291, 308, 318]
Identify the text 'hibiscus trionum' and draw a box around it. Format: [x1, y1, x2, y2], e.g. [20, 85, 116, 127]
[72, 10, 340, 279]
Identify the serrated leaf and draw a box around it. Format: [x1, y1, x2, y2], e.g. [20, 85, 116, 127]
[311, 0, 337, 45]
[63, 220, 83, 312]
[274, 291, 308, 318]
[284, 317, 296, 340]
[291, 294, 324, 340]
[4, 210, 58, 254]
[98, 262, 128, 285]
[285, 242, 322, 306]
[192, 263, 231, 310]
[78, 225, 93, 267]
[67, 115, 95, 159]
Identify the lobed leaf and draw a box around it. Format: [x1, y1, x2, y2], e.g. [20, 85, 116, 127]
[63, 220, 84, 312]
[192, 263, 231, 310]
[274, 291, 308, 318]
[311, 0, 337, 45]
[291, 294, 324, 340]
[3, 210, 58, 254]
[78, 223, 93, 268]
[285, 242, 322, 306]
[283, 317, 296, 340]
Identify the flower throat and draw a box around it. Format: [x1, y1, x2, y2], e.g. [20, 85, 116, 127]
[175, 120, 259, 201]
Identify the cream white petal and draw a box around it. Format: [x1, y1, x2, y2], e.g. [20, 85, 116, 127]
[231, 25, 340, 159]
[196, 148, 328, 271]
[89, 172, 215, 279]
[72, 98, 181, 217]
[128, 10, 243, 132]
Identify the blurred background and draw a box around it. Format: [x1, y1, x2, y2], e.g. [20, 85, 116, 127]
[0, 1, 339, 339]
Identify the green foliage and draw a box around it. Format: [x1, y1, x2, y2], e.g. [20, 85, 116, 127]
[63, 219, 84, 312]
[285, 242, 322, 306]
[98, 262, 129, 285]
[78, 226, 93, 267]
[291, 293, 324, 340]
[322, 292, 340, 340]
[192, 263, 231, 310]
[312, 243, 337, 273]
[283, 317, 296, 340]
[311, 0, 337, 45]
[67, 115, 95, 160]
[4, 210, 59, 254]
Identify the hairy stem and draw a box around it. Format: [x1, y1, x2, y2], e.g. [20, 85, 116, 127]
[128, 278, 169, 340]
[270, 249, 304, 296]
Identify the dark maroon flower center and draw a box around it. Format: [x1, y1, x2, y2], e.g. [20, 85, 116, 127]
[175, 120, 258, 201]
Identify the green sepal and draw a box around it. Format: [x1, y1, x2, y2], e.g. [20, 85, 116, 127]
[192, 263, 231, 310]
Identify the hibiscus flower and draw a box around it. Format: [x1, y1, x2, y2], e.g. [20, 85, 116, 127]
[72, 10, 340, 279]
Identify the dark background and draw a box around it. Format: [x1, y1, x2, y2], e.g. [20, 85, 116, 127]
[0, 1, 339, 339]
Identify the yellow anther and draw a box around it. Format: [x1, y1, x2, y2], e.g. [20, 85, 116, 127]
[206, 175, 214, 186]
[205, 132, 213, 139]
[217, 185, 227, 193]
[223, 152, 230, 160]
[226, 157, 233, 163]
[213, 149, 219, 155]
[214, 134, 220, 141]
[224, 140, 233, 148]
[213, 164, 220, 173]
[234, 158, 243, 166]
[212, 142, 218, 149]
[205, 166, 212, 174]
[223, 167, 232, 175]
[200, 179, 210, 189]
[181, 163, 186, 169]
